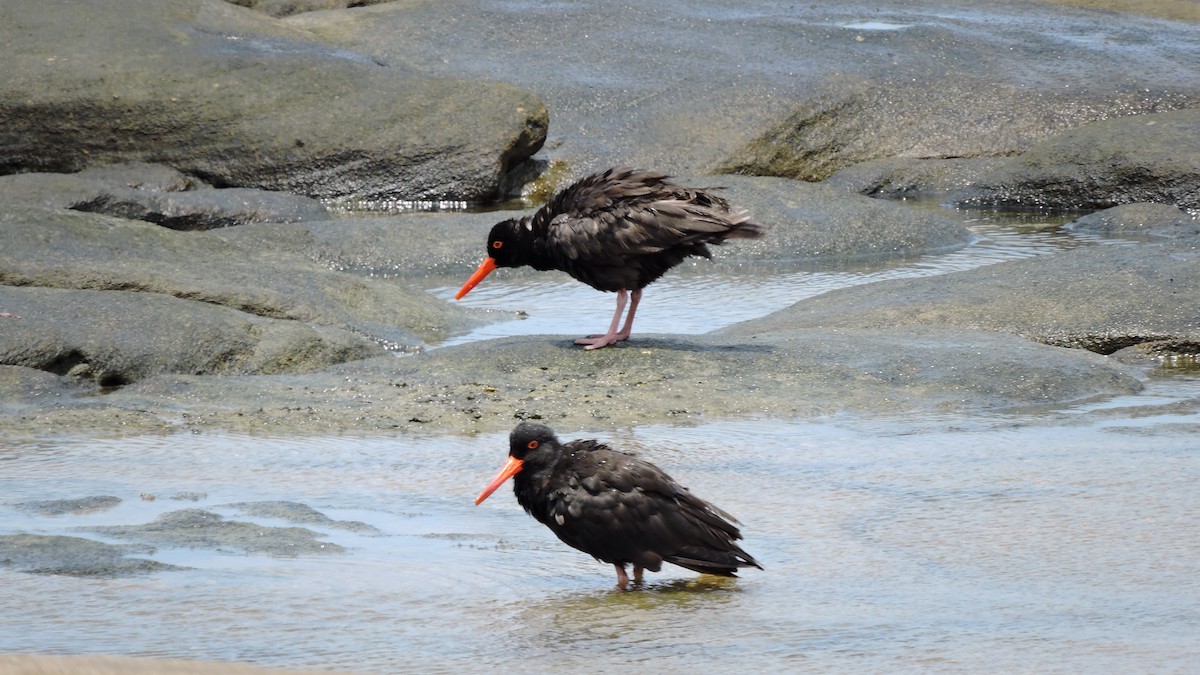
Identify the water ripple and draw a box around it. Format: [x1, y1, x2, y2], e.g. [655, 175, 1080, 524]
[2, 402, 1198, 671]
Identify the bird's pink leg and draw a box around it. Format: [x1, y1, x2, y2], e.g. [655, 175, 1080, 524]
[632, 565, 644, 586]
[575, 289, 628, 350]
[614, 289, 642, 341]
[613, 563, 630, 590]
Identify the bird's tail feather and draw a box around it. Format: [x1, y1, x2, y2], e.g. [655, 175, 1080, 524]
[724, 218, 767, 239]
[665, 547, 763, 576]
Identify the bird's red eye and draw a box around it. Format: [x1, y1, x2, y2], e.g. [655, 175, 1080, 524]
[492, 241, 504, 249]
[527, 440, 539, 449]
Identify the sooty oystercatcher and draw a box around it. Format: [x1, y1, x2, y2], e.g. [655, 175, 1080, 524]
[474, 422, 762, 589]
[455, 167, 765, 349]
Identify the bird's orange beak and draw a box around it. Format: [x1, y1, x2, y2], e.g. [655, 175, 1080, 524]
[455, 257, 498, 300]
[475, 455, 524, 505]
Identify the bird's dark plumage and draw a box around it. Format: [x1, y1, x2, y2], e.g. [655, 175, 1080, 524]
[475, 422, 762, 589]
[456, 167, 765, 349]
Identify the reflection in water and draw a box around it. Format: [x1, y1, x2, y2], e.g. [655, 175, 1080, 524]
[1, 383, 1198, 672]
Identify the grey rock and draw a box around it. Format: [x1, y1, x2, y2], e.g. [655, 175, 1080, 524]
[0, 365, 70, 410]
[75, 162, 208, 192]
[1064, 203, 1200, 241]
[3, 326, 1137, 437]
[170, 492, 209, 502]
[70, 188, 331, 231]
[15, 496, 122, 516]
[716, 13, 1200, 181]
[823, 157, 1012, 198]
[213, 175, 974, 280]
[952, 109, 1200, 212]
[0, 206, 487, 351]
[721, 242, 1200, 356]
[221, 501, 379, 533]
[88, 509, 345, 556]
[0, 285, 385, 385]
[0, 534, 179, 577]
[0, 0, 547, 201]
[695, 175, 974, 260]
[212, 211, 501, 275]
[0, 166, 202, 211]
[0, 163, 330, 230]
[229, 0, 397, 18]
[1, 0, 1192, 442]
[293, 2, 1200, 181]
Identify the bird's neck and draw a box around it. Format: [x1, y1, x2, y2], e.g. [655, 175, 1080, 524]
[512, 446, 563, 509]
[512, 214, 557, 271]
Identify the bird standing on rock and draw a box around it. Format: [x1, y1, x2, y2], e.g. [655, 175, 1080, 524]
[475, 422, 762, 589]
[455, 167, 766, 349]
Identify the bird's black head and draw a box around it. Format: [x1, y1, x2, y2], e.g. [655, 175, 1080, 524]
[455, 217, 536, 301]
[486, 218, 535, 269]
[508, 422, 561, 461]
[474, 422, 563, 506]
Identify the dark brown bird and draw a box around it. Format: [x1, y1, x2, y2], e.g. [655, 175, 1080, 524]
[455, 167, 765, 349]
[474, 422, 762, 589]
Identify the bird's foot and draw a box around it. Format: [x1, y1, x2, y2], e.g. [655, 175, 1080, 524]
[612, 564, 646, 590]
[574, 333, 627, 350]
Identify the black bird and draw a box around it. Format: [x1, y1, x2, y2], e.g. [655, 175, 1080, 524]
[455, 167, 765, 349]
[474, 422, 762, 589]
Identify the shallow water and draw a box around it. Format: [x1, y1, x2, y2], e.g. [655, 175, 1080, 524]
[3, 210, 1198, 672]
[1, 388, 1197, 673]
[432, 211, 1098, 346]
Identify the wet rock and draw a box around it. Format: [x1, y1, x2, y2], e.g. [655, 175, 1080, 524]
[222, 501, 379, 533]
[0, 206, 487, 353]
[0, 165, 200, 211]
[295, 2, 1200, 179]
[0, 534, 179, 576]
[0, 0, 546, 201]
[212, 211, 501, 275]
[213, 175, 974, 278]
[718, 21, 1200, 181]
[0, 162, 206, 206]
[16, 496, 122, 516]
[170, 492, 210, 502]
[696, 175, 974, 260]
[71, 187, 330, 231]
[0, 365, 70, 411]
[89, 509, 346, 556]
[1063, 203, 1200, 241]
[822, 157, 1011, 198]
[0, 285, 384, 386]
[1112, 340, 1200, 365]
[952, 109, 1200, 212]
[721, 241, 1200, 356]
[230, 0, 397, 18]
[1, 1, 1192, 441]
[0, 163, 330, 230]
[1043, 0, 1200, 22]
[9, 326, 1136, 437]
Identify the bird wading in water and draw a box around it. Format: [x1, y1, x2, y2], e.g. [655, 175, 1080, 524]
[455, 167, 766, 349]
[475, 422, 762, 589]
